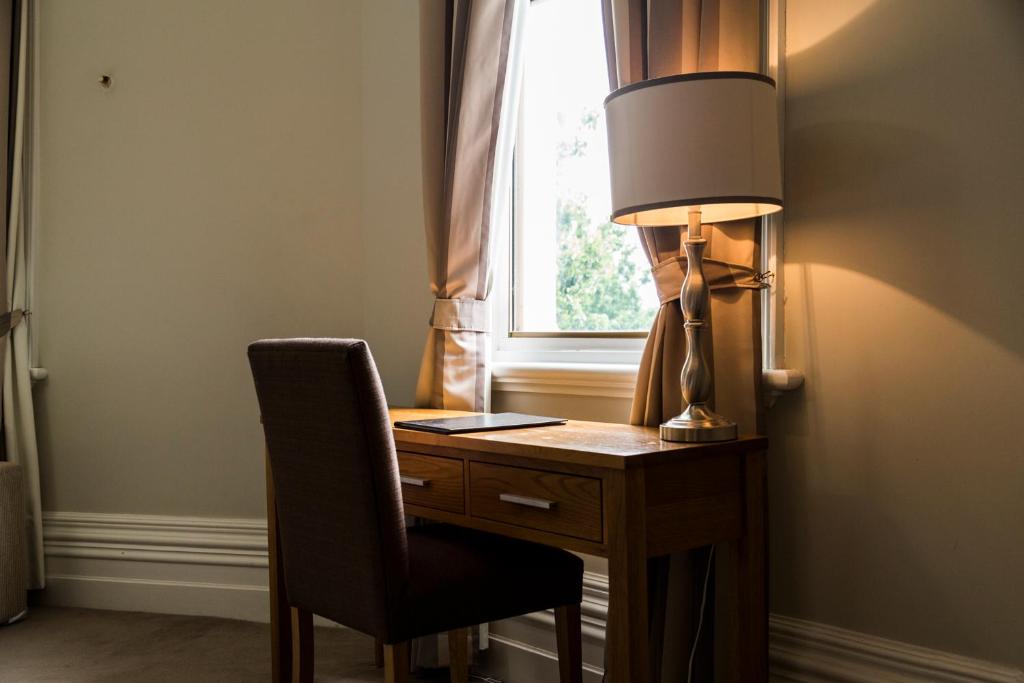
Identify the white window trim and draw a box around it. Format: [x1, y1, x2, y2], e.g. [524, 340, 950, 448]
[492, 217, 648, 366]
[760, 0, 804, 396]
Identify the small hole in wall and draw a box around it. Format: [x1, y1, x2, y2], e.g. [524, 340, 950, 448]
[98, 74, 112, 89]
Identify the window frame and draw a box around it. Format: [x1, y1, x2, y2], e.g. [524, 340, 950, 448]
[493, 0, 652, 366]
[493, 191, 648, 364]
[507, 120, 653, 341]
[493, 0, 791, 378]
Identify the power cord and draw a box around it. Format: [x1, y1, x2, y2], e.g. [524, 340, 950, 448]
[687, 545, 716, 683]
[598, 546, 716, 683]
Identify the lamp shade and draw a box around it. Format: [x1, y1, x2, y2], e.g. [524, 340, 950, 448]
[604, 72, 783, 226]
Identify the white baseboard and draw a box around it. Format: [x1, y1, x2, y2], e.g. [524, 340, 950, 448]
[43, 511, 269, 567]
[41, 511, 272, 622]
[485, 632, 606, 683]
[41, 511, 1024, 682]
[489, 573, 1023, 683]
[769, 614, 1024, 683]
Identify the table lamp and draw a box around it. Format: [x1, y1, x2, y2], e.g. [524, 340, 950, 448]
[604, 72, 783, 442]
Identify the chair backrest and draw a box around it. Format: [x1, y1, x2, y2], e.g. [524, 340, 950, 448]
[248, 338, 407, 637]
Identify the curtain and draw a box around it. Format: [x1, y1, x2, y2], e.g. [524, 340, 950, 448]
[0, 0, 41, 590]
[601, 1, 764, 680]
[414, 0, 525, 413]
[412, 0, 525, 669]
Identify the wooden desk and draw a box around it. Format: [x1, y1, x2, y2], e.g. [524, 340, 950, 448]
[266, 409, 768, 683]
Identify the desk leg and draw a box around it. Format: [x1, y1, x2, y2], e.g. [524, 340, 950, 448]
[606, 469, 650, 683]
[647, 555, 670, 682]
[266, 449, 293, 683]
[734, 450, 767, 683]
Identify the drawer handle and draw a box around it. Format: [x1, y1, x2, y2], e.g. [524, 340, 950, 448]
[499, 493, 556, 510]
[400, 475, 430, 488]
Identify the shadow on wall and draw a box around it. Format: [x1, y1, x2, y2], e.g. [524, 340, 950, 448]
[766, 0, 1024, 668]
[801, 485, 1024, 673]
[783, 0, 1024, 359]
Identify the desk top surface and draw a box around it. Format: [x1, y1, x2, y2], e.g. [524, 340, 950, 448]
[390, 408, 766, 470]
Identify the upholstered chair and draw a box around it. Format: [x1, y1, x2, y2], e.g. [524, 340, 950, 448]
[248, 338, 584, 683]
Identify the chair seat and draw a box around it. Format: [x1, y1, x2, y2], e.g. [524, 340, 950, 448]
[392, 523, 584, 642]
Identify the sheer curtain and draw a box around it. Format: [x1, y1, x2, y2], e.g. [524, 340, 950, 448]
[0, 0, 42, 590]
[601, 0, 764, 678]
[414, 0, 526, 413]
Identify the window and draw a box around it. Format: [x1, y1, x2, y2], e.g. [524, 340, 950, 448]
[497, 0, 658, 360]
[494, 0, 794, 390]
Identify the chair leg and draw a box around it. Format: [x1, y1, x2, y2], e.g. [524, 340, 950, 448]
[448, 627, 470, 683]
[291, 607, 314, 683]
[555, 604, 583, 683]
[383, 641, 410, 683]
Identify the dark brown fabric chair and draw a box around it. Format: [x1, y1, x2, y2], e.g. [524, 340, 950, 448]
[248, 338, 583, 683]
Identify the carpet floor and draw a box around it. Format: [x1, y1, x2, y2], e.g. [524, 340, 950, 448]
[0, 607, 451, 682]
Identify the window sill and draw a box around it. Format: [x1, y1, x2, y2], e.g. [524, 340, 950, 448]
[492, 362, 805, 402]
[491, 362, 638, 399]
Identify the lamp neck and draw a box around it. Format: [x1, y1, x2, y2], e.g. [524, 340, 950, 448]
[687, 208, 703, 241]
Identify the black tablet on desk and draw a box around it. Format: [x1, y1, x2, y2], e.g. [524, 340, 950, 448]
[393, 412, 567, 435]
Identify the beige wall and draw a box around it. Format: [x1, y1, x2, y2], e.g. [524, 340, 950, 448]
[31, 0, 1023, 669]
[358, 0, 433, 408]
[35, 0, 432, 518]
[34, 0, 369, 518]
[769, 0, 1024, 667]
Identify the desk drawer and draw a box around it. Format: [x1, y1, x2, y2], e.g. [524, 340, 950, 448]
[397, 452, 464, 514]
[469, 462, 602, 542]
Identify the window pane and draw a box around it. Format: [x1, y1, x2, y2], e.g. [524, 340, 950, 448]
[514, 0, 658, 333]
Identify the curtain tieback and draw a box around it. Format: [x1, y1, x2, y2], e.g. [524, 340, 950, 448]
[0, 309, 25, 338]
[652, 257, 766, 305]
[429, 298, 489, 333]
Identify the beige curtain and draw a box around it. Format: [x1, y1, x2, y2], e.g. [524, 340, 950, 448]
[415, 0, 525, 413]
[0, 0, 42, 589]
[602, 1, 764, 679]
[412, 0, 525, 669]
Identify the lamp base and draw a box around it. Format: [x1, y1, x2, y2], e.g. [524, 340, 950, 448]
[660, 403, 737, 443]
